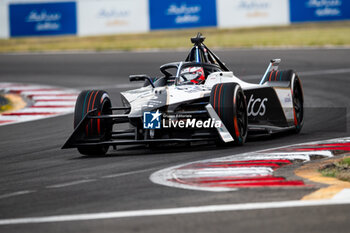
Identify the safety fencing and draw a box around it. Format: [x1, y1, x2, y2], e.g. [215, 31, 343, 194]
[1, 0, 349, 38]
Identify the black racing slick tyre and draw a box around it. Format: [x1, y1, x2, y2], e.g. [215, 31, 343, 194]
[263, 70, 304, 133]
[262, 69, 294, 83]
[291, 73, 304, 133]
[74, 90, 112, 156]
[210, 83, 248, 146]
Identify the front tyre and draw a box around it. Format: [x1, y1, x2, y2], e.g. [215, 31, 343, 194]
[210, 83, 248, 146]
[74, 90, 112, 156]
[291, 74, 304, 133]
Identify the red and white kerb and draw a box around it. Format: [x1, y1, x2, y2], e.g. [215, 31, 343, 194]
[0, 83, 79, 126]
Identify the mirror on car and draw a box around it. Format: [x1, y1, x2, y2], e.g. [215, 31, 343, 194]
[129, 75, 155, 88]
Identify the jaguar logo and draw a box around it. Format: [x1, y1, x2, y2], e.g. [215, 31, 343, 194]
[247, 95, 268, 116]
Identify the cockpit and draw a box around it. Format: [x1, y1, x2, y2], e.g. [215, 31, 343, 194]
[159, 62, 222, 86]
[141, 33, 231, 87]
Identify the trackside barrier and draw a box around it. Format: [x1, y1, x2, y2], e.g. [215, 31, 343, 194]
[217, 0, 290, 28]
[1, 0, 349, 39]
[290, 0, 350, 23]
[0, 1, 9, 38]
[77, 0, 149, 36]
[9, 1, 77, 37]
[149, 0, 217, 30]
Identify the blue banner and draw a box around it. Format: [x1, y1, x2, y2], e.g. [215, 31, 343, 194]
[290, 0, 350, 22]
[149, 0, 217, 30]
[10, 2, 77, 37]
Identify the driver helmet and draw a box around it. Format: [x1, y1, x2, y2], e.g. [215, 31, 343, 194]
[180, 66, 205, 84]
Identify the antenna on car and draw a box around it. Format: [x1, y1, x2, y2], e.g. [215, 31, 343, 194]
[191, 32, 205, 45]
[186, 32, 229, 71]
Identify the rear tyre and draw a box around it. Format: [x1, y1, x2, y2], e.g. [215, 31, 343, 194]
[263, 69, 294, 83]
[291, 74, 304, 133]
[74, 90, 112, 156]
[263, 70, 304, 133]
[210, 83, 248, 146]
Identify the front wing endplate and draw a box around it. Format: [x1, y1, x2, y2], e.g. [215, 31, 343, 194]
[205, 104, 234, 143]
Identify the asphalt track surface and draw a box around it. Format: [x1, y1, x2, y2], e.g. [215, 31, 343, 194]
[0, 48, 349, 232]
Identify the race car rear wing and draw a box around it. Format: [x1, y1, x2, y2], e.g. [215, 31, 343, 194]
[259, 59, 281, 85]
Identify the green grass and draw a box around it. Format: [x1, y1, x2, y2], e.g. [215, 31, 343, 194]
[319, 157, 350, 182]
[0, 21, 350, 53]
[339, 157, 350, 166]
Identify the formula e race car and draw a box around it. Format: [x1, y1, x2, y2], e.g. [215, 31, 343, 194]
[62, 33, 303, 156]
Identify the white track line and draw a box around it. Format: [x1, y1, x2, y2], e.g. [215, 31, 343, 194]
[101, 168, 156, 179]
[332, 189, 350, 200]
[0, 199, 350, 225]
[46, 179, 96, 189]
[299, 68, 350, 76]
[173, 167, 274, 178]
[0, 190, 36, 200]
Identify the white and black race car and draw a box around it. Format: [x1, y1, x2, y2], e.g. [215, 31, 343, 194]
[62, 33, 303, 156]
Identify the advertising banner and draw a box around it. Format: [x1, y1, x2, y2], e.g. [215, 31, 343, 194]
[217, 0, 289, 28]
[290, 0, 350, 22]
[149, 0, 217, 30]
[9, 2, 77, 37]
[78, 0, 149, 36]
[0, 1, 9, 38]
